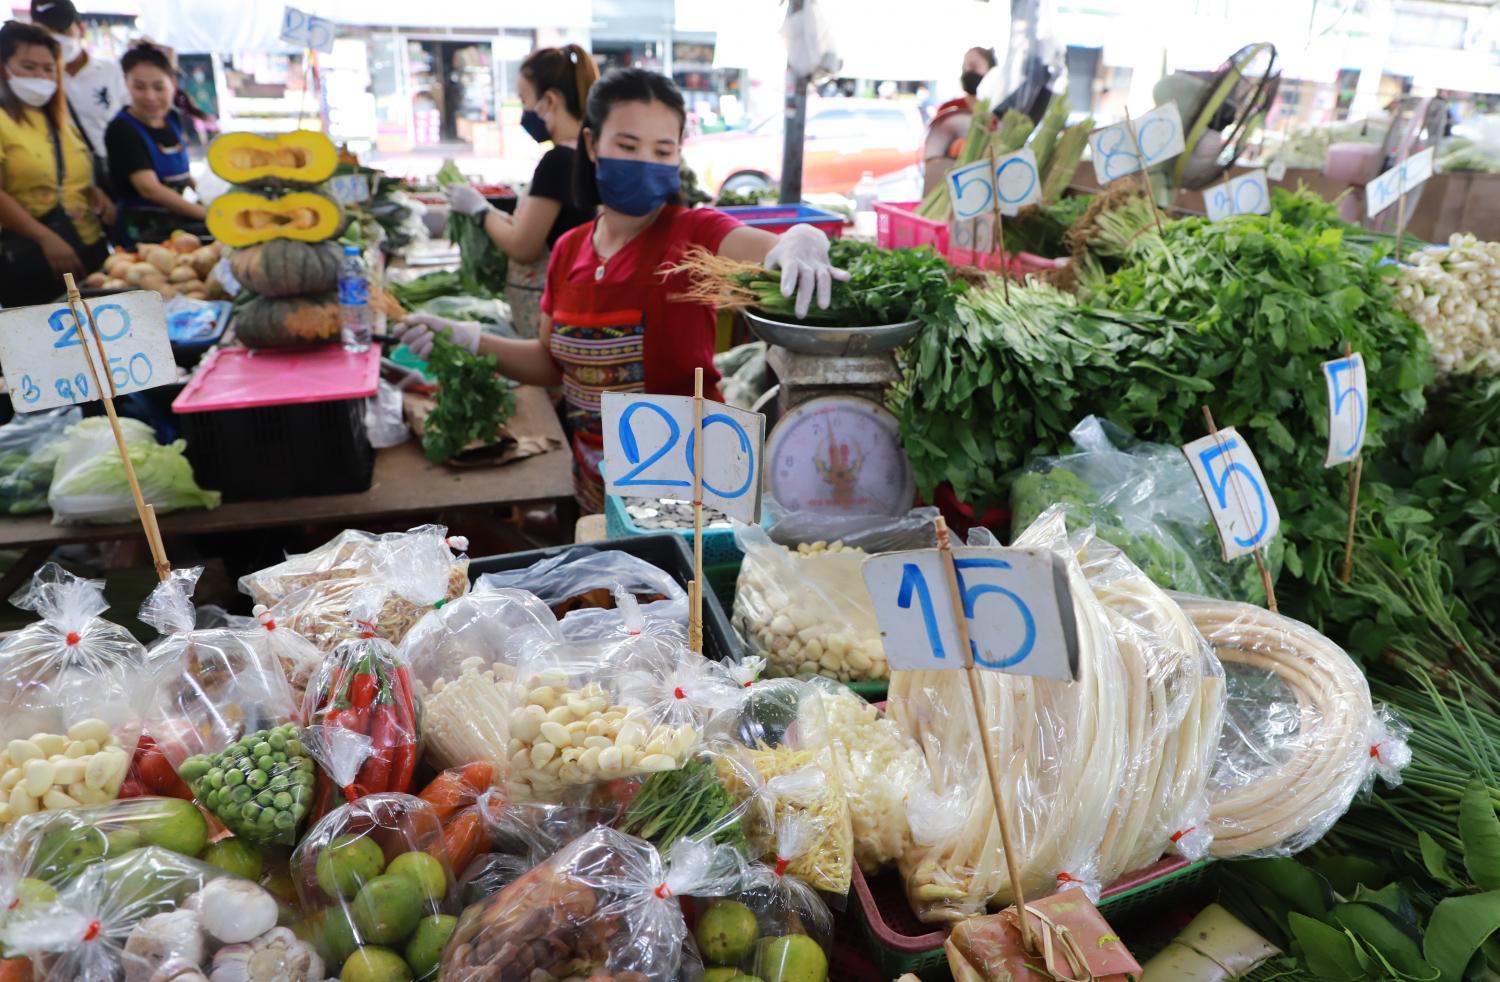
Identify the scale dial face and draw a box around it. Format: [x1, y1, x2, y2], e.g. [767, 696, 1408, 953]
[765, 395, 915, 517]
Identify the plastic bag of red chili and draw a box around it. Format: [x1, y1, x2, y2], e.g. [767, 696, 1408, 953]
[290, 792, 459, 981]
[302, 596, 421, 819]
[139, 568, 300, 793]
[441, 826, 743, 982]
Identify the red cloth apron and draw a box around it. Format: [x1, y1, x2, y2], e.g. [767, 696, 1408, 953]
[547, 206, 706, 513]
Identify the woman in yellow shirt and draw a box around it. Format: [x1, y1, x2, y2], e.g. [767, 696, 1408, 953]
[0, 19, 113, 308]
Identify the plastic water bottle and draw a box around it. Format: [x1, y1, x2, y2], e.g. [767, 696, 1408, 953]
[338, 245, 373, 352]
[854, 170, 879, 238]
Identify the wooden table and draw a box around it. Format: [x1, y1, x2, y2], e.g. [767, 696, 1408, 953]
[0, 386, 574, 591]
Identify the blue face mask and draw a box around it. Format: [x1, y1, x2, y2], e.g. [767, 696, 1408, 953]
[520, 106, 549, 143]
[595, 156, 679, 217]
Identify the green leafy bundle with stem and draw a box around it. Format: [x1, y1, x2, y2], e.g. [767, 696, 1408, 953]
[421, 333, 517, 464]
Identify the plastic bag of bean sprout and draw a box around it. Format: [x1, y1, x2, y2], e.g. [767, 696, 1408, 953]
[245, 591, 326, 709]
[141, 567, 300, 776]
[474, 546, 689, 641]
[890, 509, 1131, 922]
[710, 678, 855, 895]
[1173, 594, 1407, 859]
[1074, 530, 1224, 867]
[291, 792, 459, 981]
[0, 845, 295, 982]
[441, 827, 742, 982]
[238, 526, 470, 650]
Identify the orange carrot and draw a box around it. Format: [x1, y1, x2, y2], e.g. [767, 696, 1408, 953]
[0, 957, 33, 982]
[441, 809, 485, 873]
[418, 762, 494, 823]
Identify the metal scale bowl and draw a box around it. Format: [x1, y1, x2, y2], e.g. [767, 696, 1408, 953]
[743, 310, 919, 518]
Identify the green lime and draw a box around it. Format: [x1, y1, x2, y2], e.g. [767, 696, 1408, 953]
[14, 878, 55, 906]
[137, 798, 209, 857]
[404, 914, 457, 978]
[316, 834, 387, 900]
[704, 969, 741, 982]
[351, 875, 423, 946]
[320, 906, 360, 965]
[32, 825, 106, 886]
[341, 946, 413, 982]
[696, 900, 760, 966]
[103, 828, 143, 857]
[752, 936, 828, 982]
[201, 839, 264, 880]
[385, 852, 447, 904]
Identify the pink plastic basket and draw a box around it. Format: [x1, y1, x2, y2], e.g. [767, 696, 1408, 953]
[173, 345, 380, 413]
[874, 201, 950, 252]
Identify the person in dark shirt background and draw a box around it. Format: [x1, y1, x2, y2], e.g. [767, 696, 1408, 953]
[104, 41, 205, 245]
[437, 44, 599, 337]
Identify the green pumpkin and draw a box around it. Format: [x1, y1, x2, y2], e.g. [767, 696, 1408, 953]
[229, 240, 344, 298]
[233, 292, 342, 348]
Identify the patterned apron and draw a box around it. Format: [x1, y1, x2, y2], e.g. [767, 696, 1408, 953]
[505, 252, 549, 339]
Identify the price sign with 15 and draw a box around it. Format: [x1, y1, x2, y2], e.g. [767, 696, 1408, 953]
[1089, 102, 1186, 184]
[0, 291, 173, 413]
[1204, 169, 1271, 222]
[1365, 146, 1435, 218]
[279, 6, 336, 53]
[862, 546, 1080, 681]
[946, 147, 1043, 222]
[1183, 426, 1282, 561]
[600, 392, 765, 524]
[1323, 352, 1368, 467]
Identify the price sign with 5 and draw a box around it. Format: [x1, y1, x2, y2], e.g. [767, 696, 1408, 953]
[1183, 426, 1282, 561]
[279, 6, 336, 53]
[1323, 352, 1368, 467]
[1089, 102, 1186, 184]
[945, 147, 1042, 222]
[861, 547, 1080, 681]
[0, 291, 173, 413]
[1204, 169, 1271, 222]
[1365, 146, 1435, 218]
[600, 392, 765, 524]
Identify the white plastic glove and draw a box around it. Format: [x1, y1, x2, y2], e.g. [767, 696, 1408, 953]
[397, 313, 481, 360]
[763, 223, 850, 319]
[446, 183, 491, 218]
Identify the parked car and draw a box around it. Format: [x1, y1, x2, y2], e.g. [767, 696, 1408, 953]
[682, 98, 923, 198]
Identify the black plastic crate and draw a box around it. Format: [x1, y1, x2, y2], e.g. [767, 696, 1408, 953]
[468, 534, 743, 666]
[177, 396, 373, 501]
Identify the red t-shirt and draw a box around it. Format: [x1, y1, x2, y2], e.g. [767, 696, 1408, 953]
[541, 206, 742, 397]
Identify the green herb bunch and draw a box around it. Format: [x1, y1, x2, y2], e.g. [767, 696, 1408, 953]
[421, 333, 517, 464]
[619, 759, 746, 854]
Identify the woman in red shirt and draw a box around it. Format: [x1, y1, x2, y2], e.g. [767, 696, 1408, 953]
[398, 68, 845, 511]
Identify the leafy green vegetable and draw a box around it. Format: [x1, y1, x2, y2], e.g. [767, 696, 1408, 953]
[389, 270, 464, 308]
[618, 760, 746, 853]
[437, 160, 507, 297]
[420, 333, 517, 464]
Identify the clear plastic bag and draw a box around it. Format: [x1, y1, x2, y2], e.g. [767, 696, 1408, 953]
[1176, 594, 1407, 859]
[176, 718, 317, 848]
[0, 406, 79, 515]
[243, 593, 326, 710]
[711, 679, 854, 895]
[0, 845, 296, 982]
[291, 792, 459, 981]
[141, 567, 300, 772]
[0, 562, 147, 694]
[301, 600, 421, 815]
[441, 827, 742, 982]
[891, 509, 1130, 921]
[47, 416, 220, 525]
[1, 797, 213, 890]
[807, 678, 931, 874]
[474, 546, 689, 641]
[1010, 416, 1281, 605]
[239, 525, 470, 650]
[1075, 531, 1225, 876]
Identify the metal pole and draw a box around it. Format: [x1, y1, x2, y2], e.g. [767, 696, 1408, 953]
[779, 0, 807, 203]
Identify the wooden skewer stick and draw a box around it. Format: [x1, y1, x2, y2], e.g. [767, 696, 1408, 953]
[1339, 343, 1364, 585]
[689, 367, 706, 654]
[933, 514, 1034, 952]
[1392, 139, 1413, 263]
[1201, 406, 1277, 612]
[63, 275, 170, 581]
[986, 151, 1011, 302]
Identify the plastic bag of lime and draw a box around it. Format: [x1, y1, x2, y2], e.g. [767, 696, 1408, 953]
[178, 723, 317, 847]
[290, 792, 461, 981]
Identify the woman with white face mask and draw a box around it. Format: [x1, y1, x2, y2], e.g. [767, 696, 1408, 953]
[0, 19, 113, 308]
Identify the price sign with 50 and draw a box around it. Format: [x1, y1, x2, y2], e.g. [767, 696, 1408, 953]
[1089, 102, 1186, 184]
[0, 291, 173, 413]
[1183, 426, 1282, 561]
[862, 546, 1080, 681]
[946, 148, 1043, 222]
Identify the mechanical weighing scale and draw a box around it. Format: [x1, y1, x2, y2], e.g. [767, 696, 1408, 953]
[742, 310, 919, 517]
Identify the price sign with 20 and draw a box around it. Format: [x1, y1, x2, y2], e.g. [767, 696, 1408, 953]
[1323, 353, 1368, 467]
[0, 292, 173, 413]
[600, 392, 765, 524]
[1088, 102, 1186, 184]
[1183, 427, 1282, 561]
[945, 148, 1042, 221]
[861, 547, 1079, 681]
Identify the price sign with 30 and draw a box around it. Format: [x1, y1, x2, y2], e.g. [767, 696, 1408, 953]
[0, 292, 173, 413]
[862, 546, 1079, 681]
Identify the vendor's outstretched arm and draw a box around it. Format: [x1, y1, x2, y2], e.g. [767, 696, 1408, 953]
[476, 317, 563, 387]
[127, 169, 206, 220]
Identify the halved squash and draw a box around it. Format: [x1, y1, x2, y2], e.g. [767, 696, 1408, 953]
[208, 130, 338, 186]
[207, 191, 344, 248]
[233, 292, 341, 348]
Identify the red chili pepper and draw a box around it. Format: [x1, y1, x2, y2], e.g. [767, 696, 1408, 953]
[348, 653, 379, 734]
[353, 666, 395, 796]
[387, 665, 418, 792]
[139, 747, 192, 799]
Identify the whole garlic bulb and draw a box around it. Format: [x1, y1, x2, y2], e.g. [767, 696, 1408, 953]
[210, 927, 324, 982]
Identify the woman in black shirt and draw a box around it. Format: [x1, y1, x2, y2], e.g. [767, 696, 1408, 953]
[443, 44, 596, 337]
[104, 43, 206, 246]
